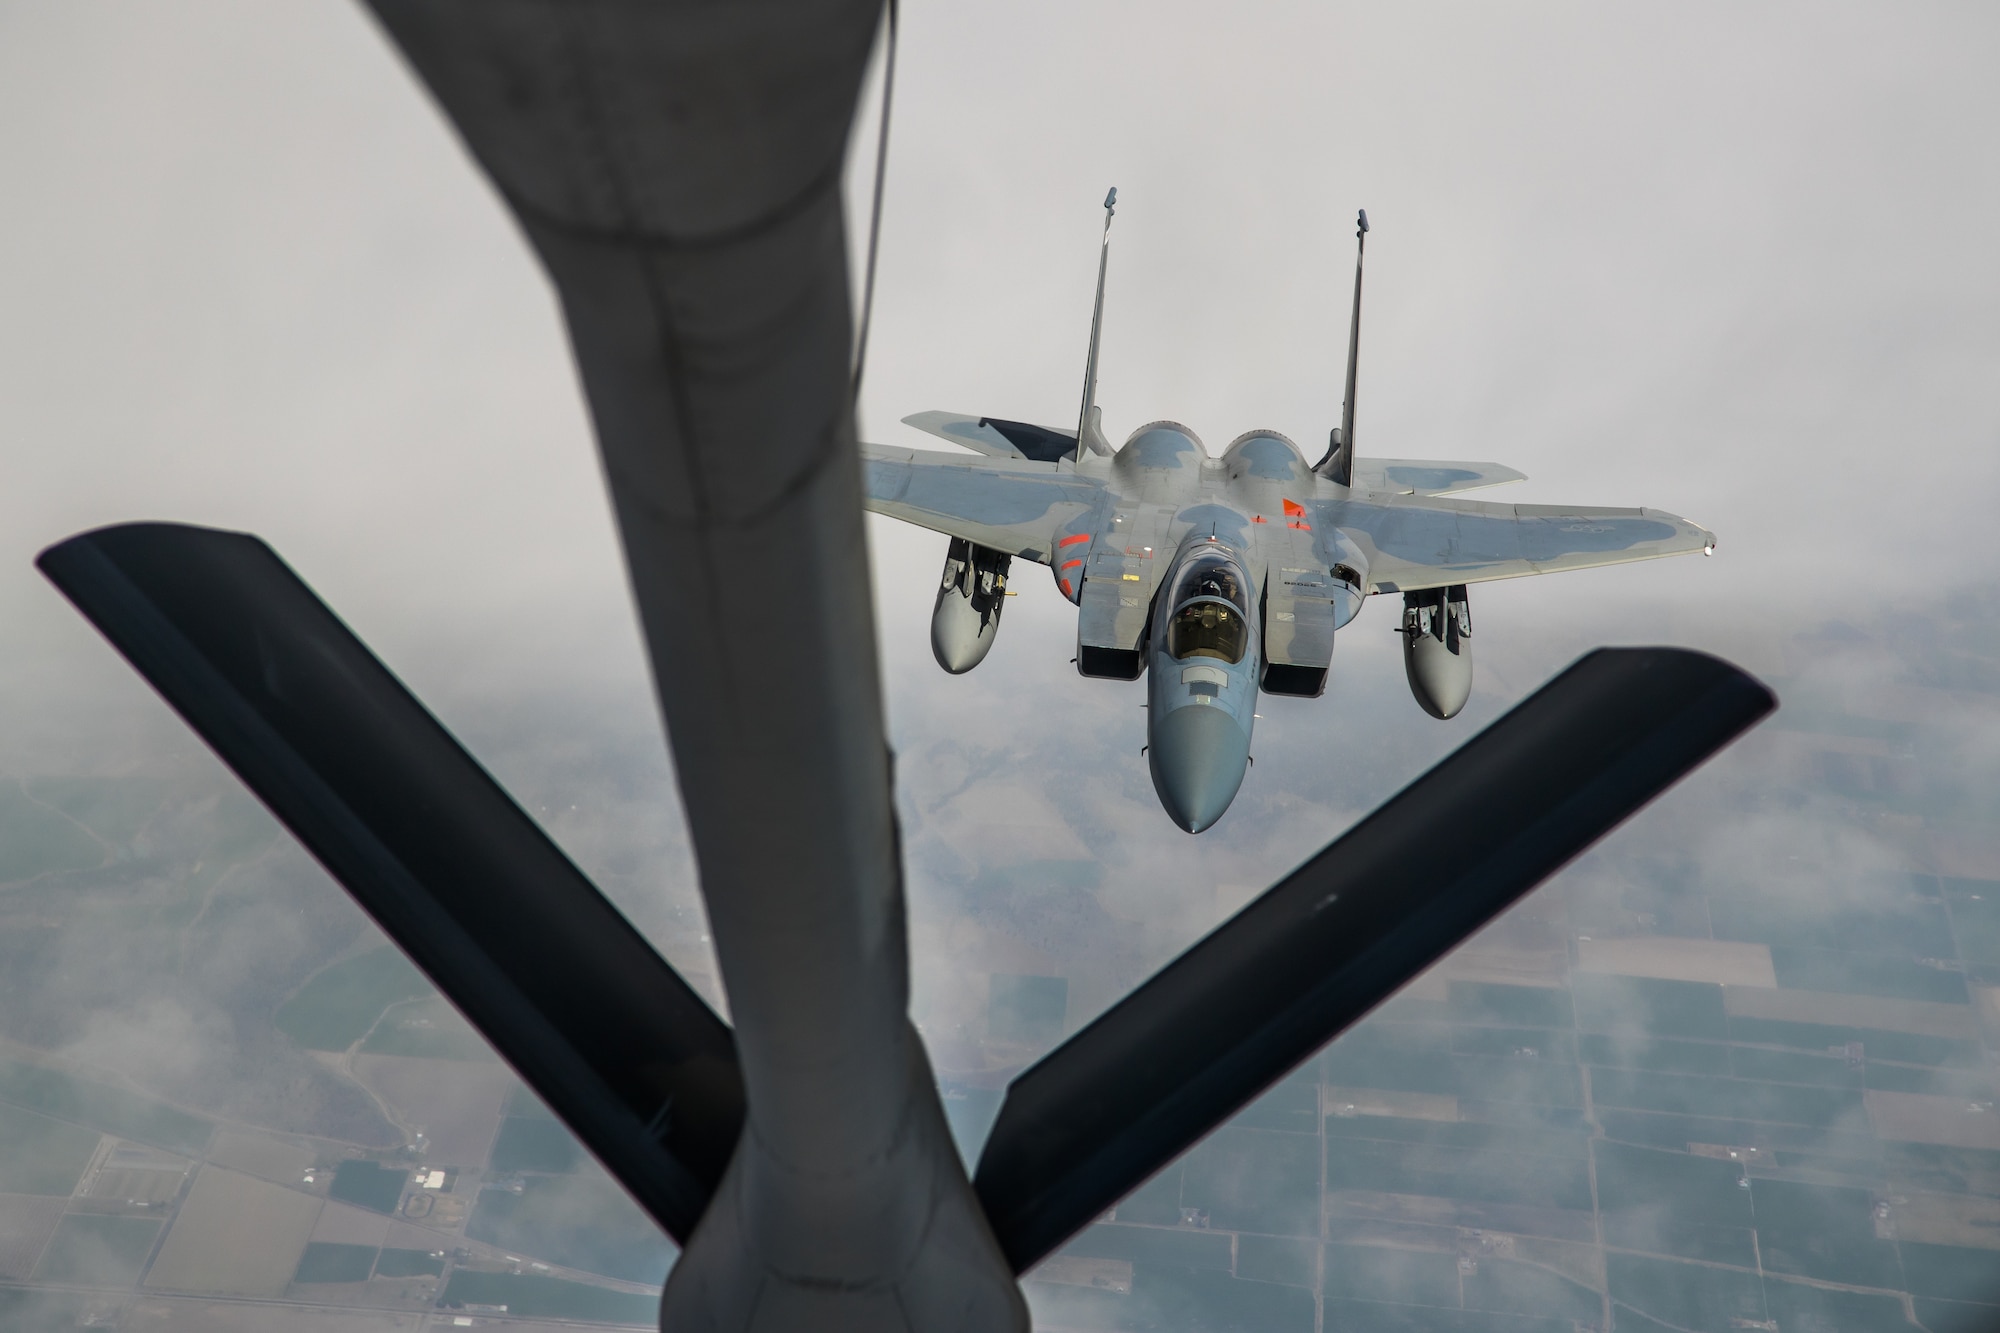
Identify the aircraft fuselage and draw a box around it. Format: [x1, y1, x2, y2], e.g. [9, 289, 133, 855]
[1058, 422, 1368, 831]
[1145, 533, 1260, 832]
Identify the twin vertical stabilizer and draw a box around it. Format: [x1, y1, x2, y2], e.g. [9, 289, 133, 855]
[1314, 208, 1368, 485]
[1075, 188, 1117, 461]
[1077, 193, 1366, 478]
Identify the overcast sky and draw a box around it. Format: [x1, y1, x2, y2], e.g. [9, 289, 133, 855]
[2, 1, 1996, 958]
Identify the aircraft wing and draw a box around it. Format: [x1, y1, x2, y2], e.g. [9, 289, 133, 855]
[1352, 458, 1526, 496]
[1337, 493, 1715, 594]
[861, 444, 1106, 564]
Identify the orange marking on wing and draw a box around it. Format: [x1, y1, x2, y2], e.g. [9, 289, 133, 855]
[1057, 533, 1091, 547]
[1059, 577, 1074, 597]
[1287, 520, 1312, 531]
[1059, 558, 1083, 571]
[1251, 514, 1267, 523]
[1282, 498, 1306, 517]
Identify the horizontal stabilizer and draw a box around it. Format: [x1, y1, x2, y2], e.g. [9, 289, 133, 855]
[902, 411, 1079, 463]
[1351, 458, 1526, 496]
[38, 523, 744, 1245]
[973, 647, 1773, 1271]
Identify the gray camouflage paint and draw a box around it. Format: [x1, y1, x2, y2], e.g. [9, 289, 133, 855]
[862, 414, 1712, 829]
[865, 418, 1709, 596]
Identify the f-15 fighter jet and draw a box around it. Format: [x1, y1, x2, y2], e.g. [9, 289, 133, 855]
[863, 195, 1714, 832]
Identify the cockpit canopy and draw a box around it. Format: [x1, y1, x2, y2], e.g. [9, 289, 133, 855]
[1171, 553, 1248, 612]
[1166, 548, 1251, 664]
[1168, 601, 1247, 664]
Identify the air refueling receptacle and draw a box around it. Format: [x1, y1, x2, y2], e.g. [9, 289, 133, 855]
[1402, 584, 1471, 719]
[932, 537, 1012, 673]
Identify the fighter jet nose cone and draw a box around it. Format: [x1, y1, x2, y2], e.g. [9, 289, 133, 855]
[1148, 704, 1252, 833]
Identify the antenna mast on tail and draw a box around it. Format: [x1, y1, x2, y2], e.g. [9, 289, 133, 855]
[1075, 187, 1117, 462]
[1315, 208, 1368, 484]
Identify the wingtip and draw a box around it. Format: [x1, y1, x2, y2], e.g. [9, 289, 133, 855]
[1647, 510, 1717, 557]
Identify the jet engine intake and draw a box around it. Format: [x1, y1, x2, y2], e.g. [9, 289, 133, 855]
[1402, 584, 1471, 719]
[932, 537, 1011, 674]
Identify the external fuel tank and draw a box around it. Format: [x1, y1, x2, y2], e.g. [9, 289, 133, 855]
[931, 537, 1011, 674]
[1401, 585, 1472, 719]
